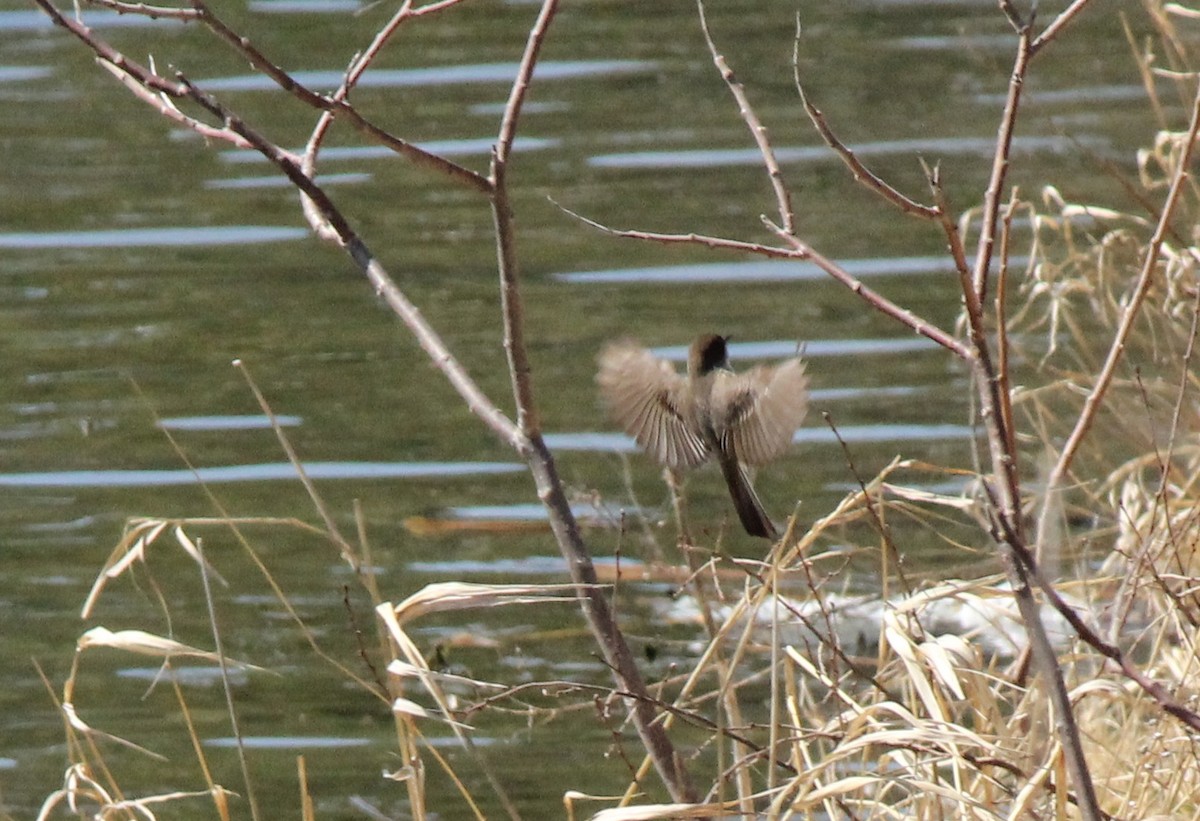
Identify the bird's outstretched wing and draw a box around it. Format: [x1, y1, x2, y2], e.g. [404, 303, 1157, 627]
[713, 357, 808, 466]
[597, 341, 709, 468]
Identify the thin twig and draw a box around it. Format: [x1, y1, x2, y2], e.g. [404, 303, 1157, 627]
[821, 411, 913, 598]
[1041, 76, 1200, 505]
[794, 21, 938, 221]
[195, 537, 261, 821]
[994, 192, 1019, 459]
[972, 23, 1032, 300]
[98, 61, 254, 147]
[926, 163, 973, 284]
[488, 0, 697, 802]
[765, 221, 974, 360]
[86, 0, 199, 19]
[555, 201, 971, 360]
[186, 0, 491, 195]
[699, 0, 795, 233]
[1031, 0, 1097, 54]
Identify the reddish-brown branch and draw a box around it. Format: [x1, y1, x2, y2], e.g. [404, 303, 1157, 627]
[994, 194, 1018, 459]
[1031, 0, 1097, 53]
[1001, 525, 1200, 732]
[492, 0, 557, 432]
[489, 0, 697, 803]
[187, 0, 491, 195]
[86, 0, 199, 19]
[971, 24, 1031, 300]
[98, 61, 254, 147]
[1042, 76, 1200, 499]
[768, 226, 974, 361]
[304, 0, 474, 183]
[555, 204, 971, 361]
[950, 59, 1099, 807]
[794, 34, 939, 221]
[926, 165, 973, 288]
[699, 0, 795, 234]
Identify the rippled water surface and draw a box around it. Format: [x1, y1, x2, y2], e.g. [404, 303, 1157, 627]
[0, 0, 1156, 816]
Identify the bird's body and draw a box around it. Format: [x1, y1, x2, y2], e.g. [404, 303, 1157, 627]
[597, 334, 808, 539]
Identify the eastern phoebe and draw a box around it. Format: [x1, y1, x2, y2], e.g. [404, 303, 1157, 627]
[597, 334, 808, 539]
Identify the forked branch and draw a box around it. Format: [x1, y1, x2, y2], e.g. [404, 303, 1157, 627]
[36, 0, 697, 802]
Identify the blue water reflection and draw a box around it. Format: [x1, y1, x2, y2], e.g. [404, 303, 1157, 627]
[0, 66, 51, 82]
[205, 736, 373, 749]
[972, 84, 1146, 106]
[649, 337, 940, 360]
[555, 256, 961, 284]
[0, 461, 525, 488]
[589, 135, 1107, 169]
[206, 172, 372, 190]
[157, 415, 303, 431]
[0, 9, 177, 31]
[248, 0, 362, 12]
[201, 60, 659, 92]
[220, 137, 558, 164]
[0, 226, 309, 249]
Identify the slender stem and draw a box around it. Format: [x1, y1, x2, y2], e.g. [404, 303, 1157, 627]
[195, 537, 261, 821]
[192, 0, 492, 194]
[558, 202, 971, 361]
[951, 28, 1101, 809]
[794, 31, 938, 221]
[1031, 0, 1097, 53]
[1042, 77, 1200, 498]
[972, 25, 1031, 300]
[767, 226, 973, 361]
[699, 0, 795, 234]
[489, 0, 697, 801]
[86, 0, 199, 19]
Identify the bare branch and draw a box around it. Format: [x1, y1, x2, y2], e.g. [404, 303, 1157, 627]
[555, 201, 972, 360]
[487, 0, 698, 802]
[185, 0, 492, 195]
[1001, 521, 1200, 733]
[766, 223, 973, 361]
[926, 163, 973, 282]
[972, 23, 1032, 300]
[794, 25, 939, 221]
[699, 0, 795, 234]
[304, 0, 471, 167]
[556, 201, 804, 258]
[492, 0, 561, 430]
[85, 0, 200, 19]
[98, 60, 254, 147]
[1031, 0, 1096, 53]
[192, 0, 331, 109]
[494, 0, 555, 165]
[1041, 76, 1200, 503]
[998, 0, 1026, 32]
[994, 192, 1019, 459]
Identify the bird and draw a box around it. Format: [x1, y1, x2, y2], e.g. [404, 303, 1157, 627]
[596, 334, 809, 539]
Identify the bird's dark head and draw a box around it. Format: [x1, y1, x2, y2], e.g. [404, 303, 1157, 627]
[689, 334, 729, 377]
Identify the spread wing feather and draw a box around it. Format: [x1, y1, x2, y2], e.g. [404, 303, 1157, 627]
[713, 358, 808, 466]
[597, 342, 709, 468]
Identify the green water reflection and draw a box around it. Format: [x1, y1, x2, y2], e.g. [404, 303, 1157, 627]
[0, 0, 1156, 816]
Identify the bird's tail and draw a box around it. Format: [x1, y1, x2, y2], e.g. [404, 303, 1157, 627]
[716, 450, 778, 539]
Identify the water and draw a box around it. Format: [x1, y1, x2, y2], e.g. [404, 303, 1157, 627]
[0, 0, 1154, 817]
